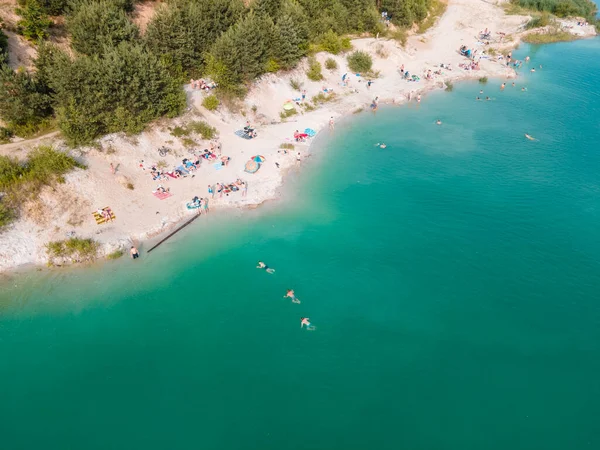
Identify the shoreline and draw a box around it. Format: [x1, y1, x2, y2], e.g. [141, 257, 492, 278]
[0, 0, 596, 274]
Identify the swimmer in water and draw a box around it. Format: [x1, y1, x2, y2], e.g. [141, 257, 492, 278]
[436, 119, 442, 125]
[375, 143, 387, 148]
[476, 96, 481, 101]
[301, 317, 316, 330]
[512, 82, 515, 87]
[521, 87, 527, 91]
[486, 96, 491, 101]
[479, 90, 483, 94]
[525, 134, 537, 141]
[285, 289, 301, 304]
[257, 261, 275, 273]
[501, 83, 506, 90]
[531, 68, 536, 73]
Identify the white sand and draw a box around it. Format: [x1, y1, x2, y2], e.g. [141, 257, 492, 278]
[0, 0, 596, 271]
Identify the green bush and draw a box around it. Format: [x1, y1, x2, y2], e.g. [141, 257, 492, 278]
[479, 76, 488, 84]
[202, 94, 219, 111]
[265, 58, 280, 73]
[511, 0, 597, 20]
[279, 107, 297, 119]
[170, 126, 190, 137]
[306, 56, 323, 81]
[347, 50, 372, 73]
[325, 58, 338, 70]
[445, 81, 454, 91]
[317, 30, 352, 55]
[16, 0, 52, 41]
[0, 29, 8, 65]
[0, 127, 13, 143]
[526, 11, 552, 29]
[67, 0, 139, 56]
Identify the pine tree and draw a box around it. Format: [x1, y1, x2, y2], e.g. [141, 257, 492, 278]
[67, 0, 139, 56]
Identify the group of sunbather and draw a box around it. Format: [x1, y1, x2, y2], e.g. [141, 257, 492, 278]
[210, 179, 247, 198]
[96, 207, 114, 222]
[190, 79, 216, 91]
[293, 130, 309, 142]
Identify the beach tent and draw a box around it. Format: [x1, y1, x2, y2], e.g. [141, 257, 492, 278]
[342, 73, 347, 81]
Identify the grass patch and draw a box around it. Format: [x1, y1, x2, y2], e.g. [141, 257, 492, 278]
[418, 0, 448, 34]
[46, 238, 99, 264]
[126, 182, 134, 190]
[388, 28, 408, 47]
[301, 102, 316, 112]
[170, 126, 190, 137]
[526, 12, 552, 29]
[479, 77, 488, 84]
[306, 57, 323, 81]
[202, 94, 219, 111]
[0, 146, 85, 228]
[280, 108, 298, 120]
[181, 137, 196, 148]
[522, 28, 576, 44]
[186, 121, 218, 140]
[311, 92, 336, 105]
[374, 43, 389, 59]
[280, 143, 294, 150]
[445, 81, 454, 92]
[353, 107, 364, 114]
[325, 58, 338, 70]
[290, 79, 303, 91]
[106, 249, 124, 260]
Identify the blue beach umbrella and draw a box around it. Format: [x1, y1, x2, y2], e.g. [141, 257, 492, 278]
[252, 155, 265, 163]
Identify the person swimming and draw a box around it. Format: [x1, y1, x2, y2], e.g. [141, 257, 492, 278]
[485, 96, 491, 101]
[301, 317, 316, 330]
[285, 289, 300, 304]
[436, 119, 442, 125]
[257, 261, 275, 273]
[525, 134, 537, 141]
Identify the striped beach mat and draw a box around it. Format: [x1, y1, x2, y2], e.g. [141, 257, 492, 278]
[92, 207, 116, 224]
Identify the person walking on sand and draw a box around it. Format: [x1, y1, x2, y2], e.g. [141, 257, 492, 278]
[130, 246, 140, 259]
[285, 289, 300, 304]
[302, 90, 306, 102]
[329, 117, 335, 130]
[110, 163, 115, 175]
[301, 317, 316, 330]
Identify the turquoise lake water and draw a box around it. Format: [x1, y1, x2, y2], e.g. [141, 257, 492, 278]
[2, 38, 600, 449]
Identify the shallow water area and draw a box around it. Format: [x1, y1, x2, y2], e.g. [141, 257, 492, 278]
[2, 38, 600, 449]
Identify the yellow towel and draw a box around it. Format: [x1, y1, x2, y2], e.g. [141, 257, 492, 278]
[92, 207, 116, 224]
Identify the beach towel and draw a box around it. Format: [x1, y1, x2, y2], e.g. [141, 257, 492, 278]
[153, 191, 172, 200]
[176, 165, 190, 175]
[235, 130, 252, 140]
[92, 207, 116, 225]
[166, 171, 178, 179]
[304, 128, 316, 137]
[213, 162, 223, 170]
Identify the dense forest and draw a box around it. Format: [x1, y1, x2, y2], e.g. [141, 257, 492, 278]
[0, 0, 595, 145]
[511, 0, 598, 19]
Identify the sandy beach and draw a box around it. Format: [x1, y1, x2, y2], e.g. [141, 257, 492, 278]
[0, 0, 596, 272]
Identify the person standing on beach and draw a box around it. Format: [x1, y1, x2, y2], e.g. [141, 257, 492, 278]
[110, 163, 115, 175]
[130, 246, 140, 259]
[329, 117, 335, 130]
[208, 184, 214, 199]
[203, 198, 209, 214]
[416, 94, 421, 103]
[302, 90, 306, 102]
[242, 181, 248, 197]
